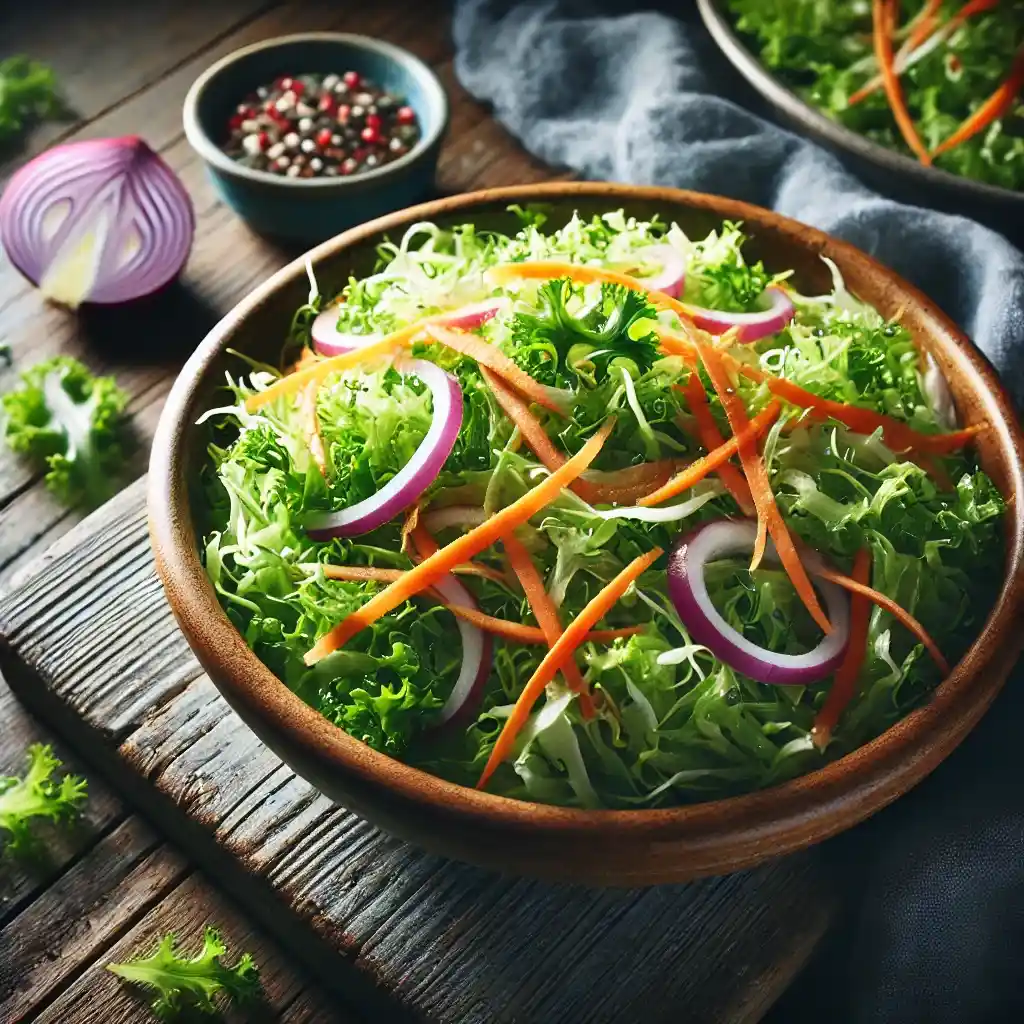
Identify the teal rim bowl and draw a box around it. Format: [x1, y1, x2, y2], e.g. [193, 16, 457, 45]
[182, 33, 449, 243]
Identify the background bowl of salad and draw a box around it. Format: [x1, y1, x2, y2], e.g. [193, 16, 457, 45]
[697, 0, 1024, 242]
[148, 182, 1024, 885]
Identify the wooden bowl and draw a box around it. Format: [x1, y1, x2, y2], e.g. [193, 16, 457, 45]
[696, 0, 1024, 245]
[149, 183, 1024, 885]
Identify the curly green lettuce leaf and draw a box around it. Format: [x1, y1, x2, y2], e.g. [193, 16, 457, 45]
[0, 55, 63, 143]
[2, 356, 130, 507]
[0, 744, 87, 856]
[107, 927, 261, 1021]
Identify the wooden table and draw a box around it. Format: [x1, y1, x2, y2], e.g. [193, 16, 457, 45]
[0, 4, 829, 1021]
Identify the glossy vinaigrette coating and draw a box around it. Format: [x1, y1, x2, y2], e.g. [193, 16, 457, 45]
[196, 206, 1004, 809]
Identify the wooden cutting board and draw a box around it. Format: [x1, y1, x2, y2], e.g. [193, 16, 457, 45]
[0, 478, 838, 1024]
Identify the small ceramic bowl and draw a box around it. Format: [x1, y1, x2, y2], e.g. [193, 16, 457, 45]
[149, 183, 1024, 886]
[182, 33, 448, 243]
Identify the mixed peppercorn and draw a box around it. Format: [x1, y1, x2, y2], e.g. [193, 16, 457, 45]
[223, 71, 421, 179]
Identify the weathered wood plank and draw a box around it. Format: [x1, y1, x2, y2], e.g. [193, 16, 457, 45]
[34, 872, 346, 1023]
[0, 479, 837, 1024]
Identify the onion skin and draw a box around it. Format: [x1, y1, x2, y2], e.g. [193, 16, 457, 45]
[0, 136, 194, 307]
[304, 358, 463, 539]
[667, 519, 849, 685]
[679, 287, 796, 343]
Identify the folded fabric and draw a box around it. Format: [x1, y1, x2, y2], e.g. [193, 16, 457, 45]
[452, 3, 1024, 1022]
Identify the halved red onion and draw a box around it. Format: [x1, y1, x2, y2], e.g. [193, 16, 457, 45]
[305, 358, 462, 539]
[678, 287, 795, 343]
[627, 244, 686, 298]
[430, 571, 494, 729]
[0, 136, 194, 308]
[667, 519, 849, 685]
[311, 298, 507, 357]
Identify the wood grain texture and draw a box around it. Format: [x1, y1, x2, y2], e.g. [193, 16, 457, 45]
[0, 479, 837, 1024]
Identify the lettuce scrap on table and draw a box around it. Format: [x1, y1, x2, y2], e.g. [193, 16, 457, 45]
[197, 207, 1005, 809]
[726, 0, 1024, 191]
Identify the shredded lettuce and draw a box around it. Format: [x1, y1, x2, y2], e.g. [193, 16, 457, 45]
[198, 209, 1005, 807]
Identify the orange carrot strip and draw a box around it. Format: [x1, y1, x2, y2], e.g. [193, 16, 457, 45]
[488, 261, 697, 323]
[300, 381, 327, 475]
[682, 373, 756, 515]
[932, 45, 1024, 157]
[812, 565, 949, 674]
[699, 342, 832, 634]
[639, 401, 780, 507]
[317, 564, 639, 646]
[477, 547, 662, 790]
[874, 0, 933, 165]
[305, 418, 616, 663]
[425, 324, 567, 416]
[245, 321, 425, 412]
[482, 365, 675, 504]
[811, 549, 873, 750]
[503, 533, 597, 720]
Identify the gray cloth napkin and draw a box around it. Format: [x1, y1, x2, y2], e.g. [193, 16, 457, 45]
[452, 3, 1024, 1022]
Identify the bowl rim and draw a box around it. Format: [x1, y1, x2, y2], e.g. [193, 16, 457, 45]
[695, 0, 1024, 207]
[149, 181, 1024, 857]
[181, 31, 449, 189]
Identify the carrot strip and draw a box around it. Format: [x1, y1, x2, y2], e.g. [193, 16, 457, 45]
[425, 324, 567, 416]
[812, 565, 949, 674]
[482, 365, 675, 504]
[932, 44, 1024, 157]
[299, 381, 327, 475]
[317, 564, 639, 645]
[476, 547, 662, 790]
[488, 261, 697, 323]
[873, 0, 933, 164]
[245, 321, 425, 412]
[658, 327, 983, 458]
[682, 373, 755, 515]
[305, 418, 616, 663]
[639, 401, 780, 507]
[698, 342, 832, 634]
[503, 533, 597, 719]
[811, 549, 873, 750]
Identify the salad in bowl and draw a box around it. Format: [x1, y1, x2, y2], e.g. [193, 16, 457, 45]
[195, 204, 1004, 811]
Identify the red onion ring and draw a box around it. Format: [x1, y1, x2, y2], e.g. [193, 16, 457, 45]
[311, 298, 507, 357]
[305, 358, 463, 539]
[678, 286, 796, 343]
[667, 519, 849, 685]
[429, 571, 494, 729]
[627, 244, 686, 298]
[0, 136, 194, 307]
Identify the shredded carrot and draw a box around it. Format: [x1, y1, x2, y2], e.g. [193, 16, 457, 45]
[811, 548, 873, 750]
[873, 0, 933, 165]
[317, 563, 638, 646]
[245, 320, 426, 412]
[503, 533, 597, 719]
[299, 381, 328, 475]
[812, 565, 949, 674]
[639, 401, 780, 507]
[488, 261, 697, 323]
[305, 418, 616, 663]
[482, 366, 675, 504]
[932, 44, 1024, 157]
[698, 342, 832, 634]
[425, 324, 567, 416]
[476, 547, 662, 790]
[681, 373, 755, 515]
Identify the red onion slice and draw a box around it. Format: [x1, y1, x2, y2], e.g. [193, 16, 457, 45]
[0, 136, 193, 308]
[667, 519, 849, 685]
[678, 287, 796, 343]
[311, 298, 507, 357]
[305, 358, 463, 539]
[626, 244, 686, 298]
[430, 571, 494, 729]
